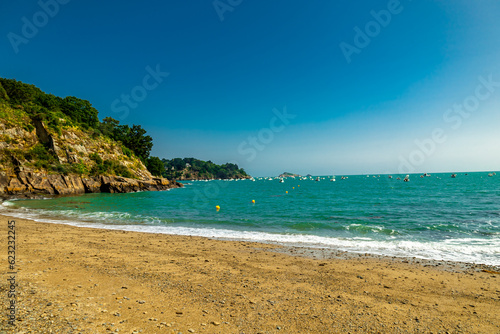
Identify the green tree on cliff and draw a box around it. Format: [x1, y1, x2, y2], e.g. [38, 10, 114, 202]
[146, 156, 164, 177]
[60, 96, 99, 129]
[99, 117, 153, 163]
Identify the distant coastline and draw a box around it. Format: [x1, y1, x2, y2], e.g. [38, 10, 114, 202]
[161, 157, 249, 181]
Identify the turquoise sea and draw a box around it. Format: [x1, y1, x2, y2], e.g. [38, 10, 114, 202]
[2, 172, 499, 266]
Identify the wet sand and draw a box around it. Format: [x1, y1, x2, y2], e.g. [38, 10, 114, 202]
[0, 214, 499, 333]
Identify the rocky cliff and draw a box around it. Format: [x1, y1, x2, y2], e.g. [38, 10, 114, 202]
[0, 170, 180, 199]
[0, 102, 182, 199]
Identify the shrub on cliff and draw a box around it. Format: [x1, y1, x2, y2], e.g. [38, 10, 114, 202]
[89, 153, 133, 178]
[24, 144, 61, 171]
[0, 82, 9, 101]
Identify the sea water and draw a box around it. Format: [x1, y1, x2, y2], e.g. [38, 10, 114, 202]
[2, 172, 499, 266]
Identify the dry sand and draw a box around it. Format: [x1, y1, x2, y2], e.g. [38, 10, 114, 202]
[0, 214, 499, 333]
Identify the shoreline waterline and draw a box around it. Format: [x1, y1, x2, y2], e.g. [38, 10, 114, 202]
[1, 207, 499, 271]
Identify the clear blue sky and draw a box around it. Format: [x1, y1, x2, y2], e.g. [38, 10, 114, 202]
[2, 0, 499, 176]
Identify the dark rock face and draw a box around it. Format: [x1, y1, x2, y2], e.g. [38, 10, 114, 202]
[0, 169, 182, 199]
[32, 117, 60, 162]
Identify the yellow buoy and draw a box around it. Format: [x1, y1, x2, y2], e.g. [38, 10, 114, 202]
[251, 200, 255, 204]
[286, 191, 288, 194]
[216, 205, 220, 211]
[293, 187, 295, 189]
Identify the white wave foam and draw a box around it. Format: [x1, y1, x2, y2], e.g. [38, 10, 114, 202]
[1, 204, 499, 266]
[76, 225, 500, 265]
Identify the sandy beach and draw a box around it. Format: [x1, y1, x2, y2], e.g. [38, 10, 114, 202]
[1, 213, 499, 334]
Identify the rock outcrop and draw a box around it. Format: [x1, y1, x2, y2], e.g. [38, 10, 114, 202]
[0, 168, 182, 199]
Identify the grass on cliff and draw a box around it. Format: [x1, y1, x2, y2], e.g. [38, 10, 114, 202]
[0, 102, 34, 132]
[1, 143, 134, 179]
